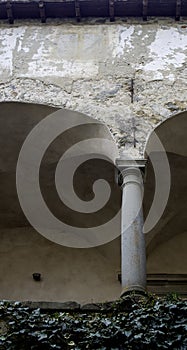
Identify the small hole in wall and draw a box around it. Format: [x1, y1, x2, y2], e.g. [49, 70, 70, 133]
[32, 273, 41, 281]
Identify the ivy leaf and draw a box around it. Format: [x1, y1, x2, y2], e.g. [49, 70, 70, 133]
[124, 330, 132, 337]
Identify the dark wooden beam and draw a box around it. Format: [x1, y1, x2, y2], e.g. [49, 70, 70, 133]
[6, 1, 14, 24]
[75, 0, 81, 22]
[109, 0, 115, 22]
[0, 0, 184, 23]
[142, 0, 148, 21]
[175, 0, 181, 21]
[39, 1, 46, 23]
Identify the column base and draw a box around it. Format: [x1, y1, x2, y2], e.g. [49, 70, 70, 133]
[121, 285, 146, 298]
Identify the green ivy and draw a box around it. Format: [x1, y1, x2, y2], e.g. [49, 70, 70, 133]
[0, 295, 186, 349]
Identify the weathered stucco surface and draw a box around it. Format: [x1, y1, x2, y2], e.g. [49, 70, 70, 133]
[1, 20, 187, 156]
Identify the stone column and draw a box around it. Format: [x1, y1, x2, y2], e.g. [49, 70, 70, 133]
[116, 159, 147, 296]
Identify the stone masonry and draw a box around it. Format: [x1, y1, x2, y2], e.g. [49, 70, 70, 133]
[1, 18, 187, 156]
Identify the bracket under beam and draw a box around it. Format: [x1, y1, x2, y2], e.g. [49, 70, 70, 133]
[6, 1, 14, 24]
[75, 0, 81, 22]
[109, 0, 115, 22]
[176, 0, 181, 21]
[142, 0, 148, 21]
[39, 1, 46, 23]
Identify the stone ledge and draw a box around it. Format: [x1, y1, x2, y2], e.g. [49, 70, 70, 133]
[2, 300, 116, 312]
[20, 301, 81, 311]
[2, 297, 145, 312]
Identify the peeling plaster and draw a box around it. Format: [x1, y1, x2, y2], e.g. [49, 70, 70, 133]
[0, 22, 187, 155]
[0, 27, 25, 77]
[112, 25, 135, 57]
[140, 28, 187, 74]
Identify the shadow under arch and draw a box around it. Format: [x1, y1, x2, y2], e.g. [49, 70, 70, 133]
[0, 101, 122, 303]
[144, 110, 187, 255]
[0, 101, 121, 241]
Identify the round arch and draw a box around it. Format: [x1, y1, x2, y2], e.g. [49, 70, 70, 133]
[0, 101, 122, 303]
[144, 111, 187, 293]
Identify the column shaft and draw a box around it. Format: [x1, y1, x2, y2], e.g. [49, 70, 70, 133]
[121, 167, 146, 295]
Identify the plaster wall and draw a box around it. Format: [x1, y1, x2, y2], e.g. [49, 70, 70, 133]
[1, 19, 187, 156]
[147, 232, 187, 274]
[0, 228, 121, 303]
[0, 226, 186, 302]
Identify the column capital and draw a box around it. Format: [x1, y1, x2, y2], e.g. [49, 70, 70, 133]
[115, 159, 147, 186]
[116, 158, 147, 170]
